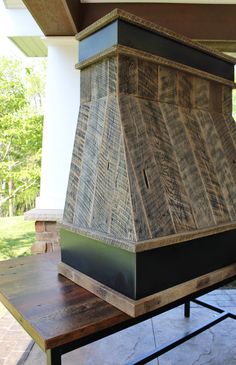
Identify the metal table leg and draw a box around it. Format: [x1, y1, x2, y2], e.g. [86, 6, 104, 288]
[184, 301, 190, 318]
[46, 348, 62, 365]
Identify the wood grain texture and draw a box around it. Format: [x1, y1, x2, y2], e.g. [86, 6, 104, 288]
[193, 77, 210, 111]
[108, 57, 117, 94]
[118, 54, 138, 96]
[137, 58, 158, 100]
[119, 94, 175, 239]
[61, 220, 236, 253]
[158, 66, 178, 105]
[135, 221, 236, 252]
[0, 253, 129, 350]
[91, 60, 109, 100]
[160, 103, 215, 229]
[195, 109, 236, 220]
[226, 115, 236, 151]
[59, 260, 236, 317]
[63, 103, 90, 224]
[80, 66, 91, 104]
[213, 112, 236, 185]
[222, 86, 233, 116]
[210, 81, 222, 113]
[22, 0, 77, 35]
[90, 96, 135, 240]
[63, 46, 236, 247]
[73, 98, 107, 228]
[77, 45, 235, 88]
[184, 109, 230, 224]
[138, 99, 196, 233]
[2, 252, 236, 352]
[80, 56, 117, 103]
[177, 72, 193, 108]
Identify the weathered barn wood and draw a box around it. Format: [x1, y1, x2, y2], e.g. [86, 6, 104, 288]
[60, 10, 236, 316]
[58, 260, 236, 317]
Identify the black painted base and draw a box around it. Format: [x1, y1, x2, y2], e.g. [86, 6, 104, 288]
[60, 227, 236, 300]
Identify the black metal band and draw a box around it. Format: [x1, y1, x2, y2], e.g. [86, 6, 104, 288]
[79, 20, 234, 81]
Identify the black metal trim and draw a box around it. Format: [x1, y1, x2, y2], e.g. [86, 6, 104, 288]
[184, 301, 190, 318]
[78, 19, 234, 81]
[61, 227, 236, 299]
[127, 294, 236, 364]
[126, 311, 229, 365]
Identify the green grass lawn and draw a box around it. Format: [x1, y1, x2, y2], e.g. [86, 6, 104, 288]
[0, 216, 35, 261]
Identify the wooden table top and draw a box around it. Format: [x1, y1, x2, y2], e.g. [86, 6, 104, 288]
[0, 253, 129, 351]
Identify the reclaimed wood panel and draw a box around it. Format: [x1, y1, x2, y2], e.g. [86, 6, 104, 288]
[63, 103, 90, 224]
[119, 94, 175, 238]
[158, 66, 178, 105]
[160, 103, 215, 229]
[0, 253, 129, 350]
[2, 252, 236, 348]
[213, 112, 236, 184]
[91, 96, 135, 240]
[137, 59, 158, 100]
[90, 96, 121, 232]
[64, 46, 236, 245]
[81, 57, 117, 103]
[91, 60, 109, 100]
[195, 109, 236, 220]
[108, 56, 117, 94]
[193, 77, 210, 111]
[73, 98, 107, 228]
[139, 98, 196, 233]
[184, 109, 230, 224]
[226, 115, 236, 150]
[124, 146, 152, 241]
[118, 54, 138, 95]
[210, 81, 222, 113]
[222, 86, 233, 116]
[177, 72, 193, 108]
[59, 259, 236, 317]
[80, 66, 91, 104]
[109, 136, 136, 240]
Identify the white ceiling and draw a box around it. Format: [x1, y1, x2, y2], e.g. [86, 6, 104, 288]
[9, 36, 47, 57]
[3, 0, 25, 9]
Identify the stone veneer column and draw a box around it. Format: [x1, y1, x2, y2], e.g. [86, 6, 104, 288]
[25, 36, 80, 253]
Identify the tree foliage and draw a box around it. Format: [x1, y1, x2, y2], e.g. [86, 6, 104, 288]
[0, 57, 45, 216]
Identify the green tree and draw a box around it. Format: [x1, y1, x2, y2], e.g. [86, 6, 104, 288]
[0, 57, 45, 216]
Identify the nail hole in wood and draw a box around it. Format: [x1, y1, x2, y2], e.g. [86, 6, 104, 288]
[143, 169, 149, 189]
[107, 162, 110, 170]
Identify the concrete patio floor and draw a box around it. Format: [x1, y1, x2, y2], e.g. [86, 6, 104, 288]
[1, 289, 236, 365]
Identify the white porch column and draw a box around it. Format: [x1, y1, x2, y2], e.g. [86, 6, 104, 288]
[25, 37, 80, 253]
[36, 36, 80, 211]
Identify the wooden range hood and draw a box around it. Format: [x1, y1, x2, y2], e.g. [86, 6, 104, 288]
[58, 9, 236, 317]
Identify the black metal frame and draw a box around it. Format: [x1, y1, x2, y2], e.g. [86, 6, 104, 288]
[45, 275, 236, 365]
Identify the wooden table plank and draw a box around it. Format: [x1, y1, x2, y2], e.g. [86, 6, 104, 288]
[0, 253, 128, 351]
